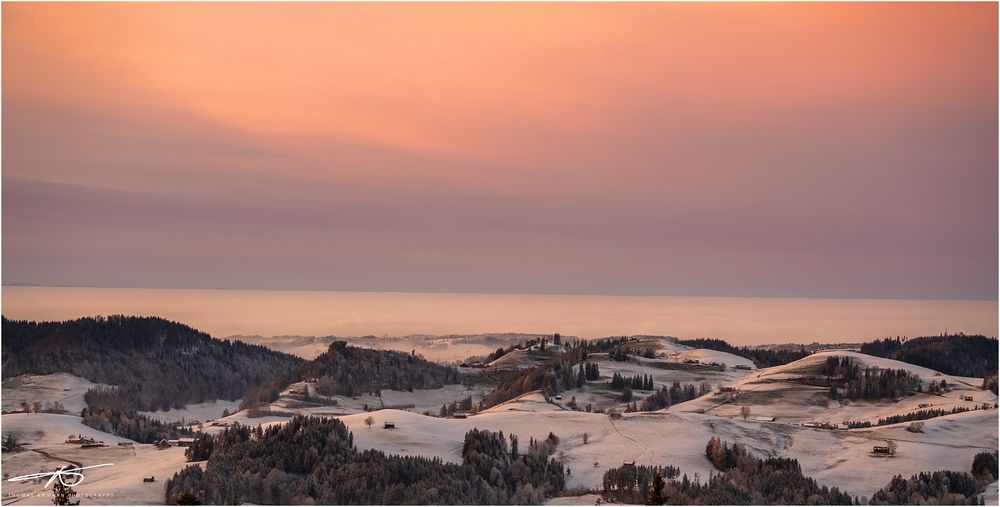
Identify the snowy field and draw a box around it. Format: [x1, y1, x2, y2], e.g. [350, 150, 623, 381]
[1, 413, 190, 505]
[1, 373, 105, 416]
[139, 399, 242, 424]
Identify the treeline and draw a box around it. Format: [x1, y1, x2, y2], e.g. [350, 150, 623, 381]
[241, 341, 462, 410]
[165, 416, 566, 505]
[860, 334, 998, 379]
[602, 437, 855, 504]
[439, 396, 475, 417]
[846, 404, 992, 429]
[870, 452, 997, 504]
[639, 382, 711, 412]
[608, 347, 656, 361]
[611, 373, 654, 391]
[676, 338, 810, 368]
[822, 357, 921, 400]
[80, 406, 192, 443]
[1, 316, 303, 412]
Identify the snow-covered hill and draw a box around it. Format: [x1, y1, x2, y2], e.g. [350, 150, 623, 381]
[4, 347, 996, 504]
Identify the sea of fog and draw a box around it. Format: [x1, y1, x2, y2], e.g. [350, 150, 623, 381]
[2, 286, 996, 347]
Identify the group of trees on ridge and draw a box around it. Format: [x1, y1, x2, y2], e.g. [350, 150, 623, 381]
[820, 356, 922, 401]
[479, 337, 633, 408]
[240, 341, 463, 410]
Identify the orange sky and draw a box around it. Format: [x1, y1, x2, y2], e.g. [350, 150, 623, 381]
[3, 3, 997, 299]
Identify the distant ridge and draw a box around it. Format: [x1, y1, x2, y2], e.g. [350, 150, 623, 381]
[2, 315, 303, 411]
[860, 334, 998, 378]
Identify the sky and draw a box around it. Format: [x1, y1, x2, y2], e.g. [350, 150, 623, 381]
[3, 3, 997, 300]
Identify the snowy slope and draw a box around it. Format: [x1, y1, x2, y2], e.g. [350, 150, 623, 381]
[1, 413, 190, 505]
[2, 373, 104, 415]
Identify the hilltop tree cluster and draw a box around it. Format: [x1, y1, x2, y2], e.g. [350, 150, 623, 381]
[165, 416, 566, 505]
[822, 357, 921, 401]
[607, 347, 656, 361]
[483, 335, 565, 363]
[480, 338, 632, 409]
[241, 341, 462, 410]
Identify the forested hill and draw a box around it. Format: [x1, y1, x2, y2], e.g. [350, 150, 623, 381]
[859, 334, 997, 378]
[241, 341, 462, 410]
[1, 315, 303, 411]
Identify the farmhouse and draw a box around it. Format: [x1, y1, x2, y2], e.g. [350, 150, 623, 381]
[65, 435, 96, 445]
[872, 445, 894, 456]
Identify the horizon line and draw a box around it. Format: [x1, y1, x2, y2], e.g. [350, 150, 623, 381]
[3, 283, 997, 303]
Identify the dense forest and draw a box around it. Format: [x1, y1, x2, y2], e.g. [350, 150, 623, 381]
[1, 316, 303, 412]
[165, 416, 566, 504]
[676, 338, 810, 368]
[240, 341, 462, 410]
[860, 334, 998, 378]
[602, 437, 855, 504]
